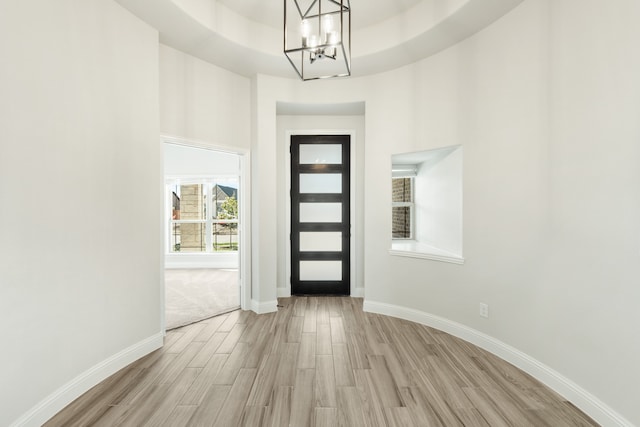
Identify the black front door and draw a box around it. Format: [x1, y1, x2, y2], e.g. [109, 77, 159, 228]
[290, 135, 350, 295]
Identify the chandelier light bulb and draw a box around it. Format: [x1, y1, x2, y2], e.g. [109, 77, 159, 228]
[323, 14, 334, 33]
[327, 31, 339, 45]
[308, 34, 319, 48]
[301, 19, 311, 38]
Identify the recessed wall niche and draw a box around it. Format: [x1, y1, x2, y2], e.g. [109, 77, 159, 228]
[390, 145, 463, 264]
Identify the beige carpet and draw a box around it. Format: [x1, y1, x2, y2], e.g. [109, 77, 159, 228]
[165, 268, 240, 330]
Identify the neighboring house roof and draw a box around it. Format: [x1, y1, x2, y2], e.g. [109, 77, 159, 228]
[215, 184, 237, 199]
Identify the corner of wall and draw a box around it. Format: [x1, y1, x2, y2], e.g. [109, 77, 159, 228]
[277, 287, 291, 298]
[250, 299, 279, 314]
[350, 287, 365, 298]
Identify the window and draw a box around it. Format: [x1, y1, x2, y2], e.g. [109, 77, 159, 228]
[168, 178, 239, 253]
[390, 146, 463, 264]
[392, 177, 414, 239]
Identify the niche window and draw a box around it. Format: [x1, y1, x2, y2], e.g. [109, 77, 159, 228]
[392, 175, 415, 239]
[390, 145, 464, 264]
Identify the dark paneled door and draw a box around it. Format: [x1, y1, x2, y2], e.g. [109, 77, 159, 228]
[291, 135, 350, 295]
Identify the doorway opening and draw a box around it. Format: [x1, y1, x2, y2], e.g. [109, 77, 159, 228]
[290, 135, 351, 295]
[162, 140, 247, 329]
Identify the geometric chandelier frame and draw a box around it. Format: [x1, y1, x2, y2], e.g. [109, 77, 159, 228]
[284, 0, 351, 81]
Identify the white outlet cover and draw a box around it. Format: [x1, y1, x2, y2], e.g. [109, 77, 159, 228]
[479, 303, 489, 318]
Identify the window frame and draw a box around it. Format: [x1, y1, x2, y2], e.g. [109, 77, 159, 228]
[391, 176, 415, 241]
[167, 177, 239, 254]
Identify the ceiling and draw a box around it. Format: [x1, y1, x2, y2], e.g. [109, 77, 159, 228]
[115, 0, 524, 79]
[217, 0, 425, 29]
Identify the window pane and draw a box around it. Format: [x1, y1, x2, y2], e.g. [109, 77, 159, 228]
[172, 184, 206, 220]
[212, 182, 238, 220]
[170, 223, 206, 252]
[299, 144, 342, 164]
[300, 232, 342, 251]
[212, 222, 238, 251]
[300, 203, 342, 223]
[392, 178, 412, 203]
[300, 261, 342, 281]
[392, 207, 411, 239]
[170, 190, 181, 220]
[300, 173, 342, 193]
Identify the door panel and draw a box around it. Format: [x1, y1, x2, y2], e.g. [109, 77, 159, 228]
[299, 203, 342, 223]
[299, 261, 342, 281]
[299, 232, 342, 252]
[299, 173, 342, 193]
[291, 135, 350, 295]
[299, 144, 343, 164]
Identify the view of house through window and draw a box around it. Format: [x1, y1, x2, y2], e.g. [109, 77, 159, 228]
[169, 179, 239, 252]
[392, 177, 413, 239]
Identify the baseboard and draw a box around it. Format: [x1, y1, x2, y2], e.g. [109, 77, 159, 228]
[350, 287, 365, 298]
[251, 299, 278, 314]
[363, 300, 633, 427]
[10, 332, 164, 427]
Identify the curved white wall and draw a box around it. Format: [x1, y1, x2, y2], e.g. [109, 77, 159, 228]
[159, 44, 251, 148]
[250, 0, 640, 424]
[0, 1, 162, 426]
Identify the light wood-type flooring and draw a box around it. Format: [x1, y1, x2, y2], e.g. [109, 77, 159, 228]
[45, 297, 599, 426]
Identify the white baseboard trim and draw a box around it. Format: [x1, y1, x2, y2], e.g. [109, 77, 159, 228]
[11, 332, 164, 427]
[251, 299, 278, 314]
[350, 287, 365, 298]
[277, 287, 291, 298]
[363, 300, 633, 427]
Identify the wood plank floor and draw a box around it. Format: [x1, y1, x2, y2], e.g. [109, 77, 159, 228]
[45, 297, 599, 426]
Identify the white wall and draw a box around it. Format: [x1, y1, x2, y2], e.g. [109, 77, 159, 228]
[248, 0, 640, 424]
[0, 1, 162, 426]
[546, 0, 640, 421]
[159, 44, 251, 148]
[414, 147, 463, 255]
[164, 143, 240, 176]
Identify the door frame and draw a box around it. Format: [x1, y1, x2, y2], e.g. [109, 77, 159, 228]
[284, 129, 357, 297]
[160, 135, 251, 332]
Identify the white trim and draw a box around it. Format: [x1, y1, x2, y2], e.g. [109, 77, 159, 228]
[251, 299, 279, 314]
[239, 152, 251, 311]
[284, 129, 358, 296]
[362, 300, 634, 427]
[277, 287, 292, 298]
[161, 134, 250, 156]
[10, 333, 164, 427]
[389, 249, 465, 265]
[350, 287, 365, 298]
[160, 134, 251, 313]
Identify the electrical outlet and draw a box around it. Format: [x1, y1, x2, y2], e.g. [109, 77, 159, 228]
[479, 303, 489, 318]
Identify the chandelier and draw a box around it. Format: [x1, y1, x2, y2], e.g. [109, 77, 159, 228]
[284, 0, 351, 81]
